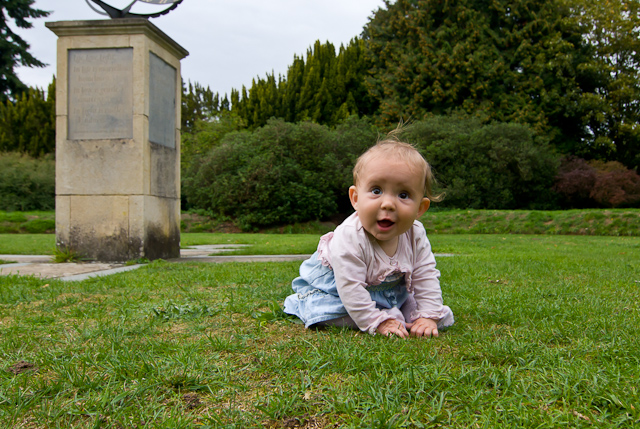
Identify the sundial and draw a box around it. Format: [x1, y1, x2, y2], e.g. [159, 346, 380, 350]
[85, 0, 183, 19]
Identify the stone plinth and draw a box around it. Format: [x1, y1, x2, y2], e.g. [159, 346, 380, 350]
[47, 19, 188, 262]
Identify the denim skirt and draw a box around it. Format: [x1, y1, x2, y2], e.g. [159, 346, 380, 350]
[283, 252, 409, 328]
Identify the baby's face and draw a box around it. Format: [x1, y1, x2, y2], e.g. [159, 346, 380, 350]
[349, 155, 429, 250]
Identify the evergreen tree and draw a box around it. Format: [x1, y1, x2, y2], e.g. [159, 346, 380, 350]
[0, 77, 55, 157]
[570, 0, 640, 169]
[231, 38, 377, 128]
[0, 1, 50, 102]
[181, 80, 220, 132]
[362, 0, 595, 153]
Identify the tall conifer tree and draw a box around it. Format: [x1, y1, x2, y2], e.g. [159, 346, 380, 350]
[362, 0, 593, 150]
[0, 77, 55, 156]
[231, 38, 376, 129]
[0, 1, 50, 102]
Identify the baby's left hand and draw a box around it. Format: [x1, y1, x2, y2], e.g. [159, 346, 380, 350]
[405, 317, 439, 338]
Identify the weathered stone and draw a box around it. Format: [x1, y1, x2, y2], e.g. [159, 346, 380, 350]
[48, 19, 188, 262]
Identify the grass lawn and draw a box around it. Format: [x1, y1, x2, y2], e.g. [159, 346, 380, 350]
[1, 234, 639, 428]
[0, 234, 56, 255]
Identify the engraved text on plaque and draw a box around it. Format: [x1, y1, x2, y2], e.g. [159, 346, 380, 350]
[149, 52, 176, 148]
[68, 48, 134, 140]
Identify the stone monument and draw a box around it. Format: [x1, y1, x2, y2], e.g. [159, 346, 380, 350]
[47, 5, 188, 261]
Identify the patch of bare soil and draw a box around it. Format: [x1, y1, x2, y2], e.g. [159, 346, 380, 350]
[182, 393, 202, 410]
[278, 414, 336, 429]
[7, 360, 36, 374]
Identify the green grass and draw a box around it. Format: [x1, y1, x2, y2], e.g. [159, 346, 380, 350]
[1, 234, 639, 427]
[4, 209, 640, 237]
[420, 208, 640, 236]
[0, 211, 54, 234]
[0, 234, 55, 255]
[1, 208, 638, 257]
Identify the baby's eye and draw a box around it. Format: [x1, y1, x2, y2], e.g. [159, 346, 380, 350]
[399, 192, 410, 199]
[371, 187, 382, 195]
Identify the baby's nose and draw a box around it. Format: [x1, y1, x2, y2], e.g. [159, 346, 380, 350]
[380, 195, 395, 209]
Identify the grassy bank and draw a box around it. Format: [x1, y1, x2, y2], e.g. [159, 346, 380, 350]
[0, 211, 54, 234]
[420, 208, 640, 236]
[1, 234, 639, 427]
[2, 209, 640, 237]
[184, 209, 640, 236]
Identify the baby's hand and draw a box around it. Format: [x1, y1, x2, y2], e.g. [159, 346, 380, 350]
[406, 318, 439, 338]
[376, 318, 409, 338]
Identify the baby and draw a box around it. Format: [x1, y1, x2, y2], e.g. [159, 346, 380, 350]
[284, 138, 454, 337]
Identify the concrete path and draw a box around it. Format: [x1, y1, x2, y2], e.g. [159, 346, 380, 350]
[0, 245, 311, 281]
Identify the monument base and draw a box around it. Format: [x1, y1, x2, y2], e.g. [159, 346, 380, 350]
[56, 195, 180, 262]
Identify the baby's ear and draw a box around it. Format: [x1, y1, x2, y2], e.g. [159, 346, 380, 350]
[417, 198, 430, 218]
[349, 186, 358, 210]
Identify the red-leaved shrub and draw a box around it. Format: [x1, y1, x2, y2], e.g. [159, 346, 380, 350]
[590, 168, 640, 207]
[553, 157, 597, 207]
[554, 157, 640, 208]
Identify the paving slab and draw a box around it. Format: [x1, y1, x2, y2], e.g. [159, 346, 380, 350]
[0, 254, 52, 264]
[0, 261, 124, 279]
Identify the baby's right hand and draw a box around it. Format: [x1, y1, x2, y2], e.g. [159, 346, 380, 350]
[377, 318, 409, 338]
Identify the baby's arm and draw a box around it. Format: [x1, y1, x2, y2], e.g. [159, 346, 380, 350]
[336, 271, 397, 335]
[409, 225, 450, 325]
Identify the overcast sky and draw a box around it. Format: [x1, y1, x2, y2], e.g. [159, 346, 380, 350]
[13, 0, 385, 96]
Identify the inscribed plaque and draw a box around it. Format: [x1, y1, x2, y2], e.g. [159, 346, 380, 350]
[149, 53, 176, 148]
[68, 48, 133, 140]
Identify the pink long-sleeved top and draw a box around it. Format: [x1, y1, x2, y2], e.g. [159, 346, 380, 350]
[317, 212, 450, 334]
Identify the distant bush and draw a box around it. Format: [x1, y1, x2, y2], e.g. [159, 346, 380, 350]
[22, 218, 55, 233]
[554, 156, 640, 208]
[0, 152, 55, 211]
[182, 117, 377, 230]
[0, 210, 55, 233]
[553, 156, 596, 207]
[182, 114, 569, 228]
[403, 116, 561, 209]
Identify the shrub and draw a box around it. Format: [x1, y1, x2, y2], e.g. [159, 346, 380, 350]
[554, 157, 640, 208]
[0, 152, 55, 211]
[404, 116, 561, 209]
[183, 114, 566, 227]
[182, 117, 377, 230]
[553, 156, 597, 207]
[21, 218, 55, 233]
[180, 113, 247, 210]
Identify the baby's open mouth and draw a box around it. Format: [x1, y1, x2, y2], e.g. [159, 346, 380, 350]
[377, 219, 395, 228]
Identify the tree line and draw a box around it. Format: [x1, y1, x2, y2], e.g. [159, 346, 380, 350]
[2, 0, 639, 218]
[184, 0, 640, 171]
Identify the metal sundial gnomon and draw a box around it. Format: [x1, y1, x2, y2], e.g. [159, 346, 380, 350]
[85, 0, 184, 19]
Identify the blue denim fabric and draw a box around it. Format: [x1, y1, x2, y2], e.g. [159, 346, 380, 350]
[283, 252, 410, 328]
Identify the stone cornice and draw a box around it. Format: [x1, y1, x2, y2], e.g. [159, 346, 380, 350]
[46, 19, 189, 60]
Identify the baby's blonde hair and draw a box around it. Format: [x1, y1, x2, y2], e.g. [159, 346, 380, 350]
[353, 137, 442, 202]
